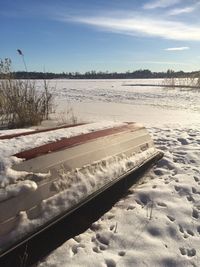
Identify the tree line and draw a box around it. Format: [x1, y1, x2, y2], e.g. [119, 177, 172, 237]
[10, 69, 200, 80]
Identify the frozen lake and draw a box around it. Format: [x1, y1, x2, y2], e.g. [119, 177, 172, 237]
[37, 79, 200, 127]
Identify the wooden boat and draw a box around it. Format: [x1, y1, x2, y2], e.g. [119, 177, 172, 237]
[0, 122, 163, 257]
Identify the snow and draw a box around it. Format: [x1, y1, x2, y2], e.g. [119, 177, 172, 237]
[0, 128, 34, 137]
[0, 180, 37, 202]
[1, 79, 200, 266]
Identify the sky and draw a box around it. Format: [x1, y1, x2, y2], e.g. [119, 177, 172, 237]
[1, 0, 200, 73]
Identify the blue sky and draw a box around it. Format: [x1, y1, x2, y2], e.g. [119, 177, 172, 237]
[1, 0, 200, 72]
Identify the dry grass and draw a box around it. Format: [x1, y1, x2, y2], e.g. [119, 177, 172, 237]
[163, 73, 200, 90]
[0, 58, 53, 128]
[54, 106, 78, 126]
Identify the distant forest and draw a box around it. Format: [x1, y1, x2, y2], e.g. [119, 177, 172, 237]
[12, 69, 200, 79]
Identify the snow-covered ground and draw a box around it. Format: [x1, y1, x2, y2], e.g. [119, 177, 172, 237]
[1, 79, 200, 266]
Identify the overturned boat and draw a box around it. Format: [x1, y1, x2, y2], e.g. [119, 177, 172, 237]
[0, 122, 163, 257]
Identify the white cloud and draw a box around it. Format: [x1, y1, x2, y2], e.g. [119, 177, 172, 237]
[168, 6, 195, 15]
[143, 0, 181, 9]
[165, 47, 190, 51]
[67, 15, 200, 41]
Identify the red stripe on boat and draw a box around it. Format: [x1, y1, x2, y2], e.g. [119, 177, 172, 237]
[14, 123, 143, 160]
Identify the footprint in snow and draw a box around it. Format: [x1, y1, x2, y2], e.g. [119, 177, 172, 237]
[92, 246, 101, 253]
[73, 235, 81, 243]
[192, 208, 199, 219]
[187, 195, 194, 202]
[197, 226, 200, 234]
[71, 244, 85, 255]
[105, 258, 116, 267]
[178, 224, 184, 234]
[184, 233, 190, 239]
[167, 226, 177, 238]
[110, 224, 115, 231]
[91, 236, 96, 243]
[96, 233, 110, 246]
[118, 251, 126, 256]
[177, 138, 189, 145]
[175, 158, 189, 164]
[188, 133, 196, 137]
[167, 215, 175, 222]
[127, 204, 135, 210]
[186, 229, 194, 236]
[92, 235, 109, 252]
[179, 247, 196, 257]
[192, 187, 198, 194]
[103, 212, 115, 220]
[107, 214, 115, 220]
[148, 226, 162, 237]
[157, 202, 167, 208]
[99, 244, 107, 251]
[178, 225, 193, 239]
[90, 222, 102, 231]
[174, 185, 180, 192]
[136, 192, 151, 206]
